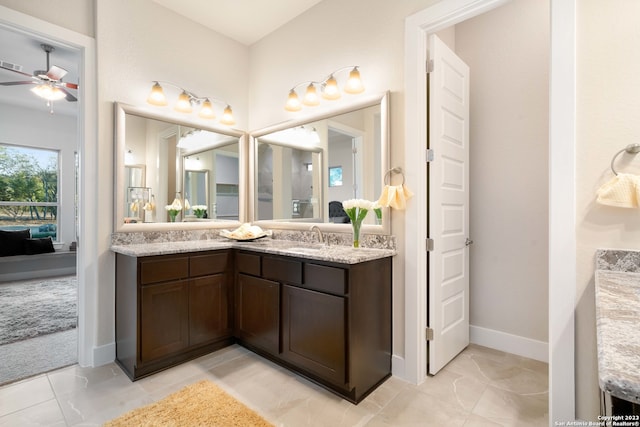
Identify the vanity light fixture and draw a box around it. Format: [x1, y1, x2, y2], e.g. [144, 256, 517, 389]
[146, 81, 236, 125]
[284, 66, 364, 112]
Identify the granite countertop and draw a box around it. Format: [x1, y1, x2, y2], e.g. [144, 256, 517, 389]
[595, 249, 640, 404]
[111, 238, 396, 264]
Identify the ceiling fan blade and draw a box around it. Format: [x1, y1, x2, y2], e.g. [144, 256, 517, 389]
[46, 65, 67, 81]
[0, 81, 36, 86]
[59, 87, 77, 102]
[59, 81, 78, 90]
[0, 64, 34, 78]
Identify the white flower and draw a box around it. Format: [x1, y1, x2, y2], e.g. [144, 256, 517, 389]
[342, 199, 374, 210]
[192, 205, 207, 211]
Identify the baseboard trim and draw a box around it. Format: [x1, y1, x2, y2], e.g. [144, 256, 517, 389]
[93, 341, 115, 367]
[391, 354, 406, 380]
[470, 325, 548, 363]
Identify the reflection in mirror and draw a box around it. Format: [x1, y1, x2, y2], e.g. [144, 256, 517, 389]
[251, 93, 388, 231]
[256, 138, 321, 221]
[114, 103, 245, 231]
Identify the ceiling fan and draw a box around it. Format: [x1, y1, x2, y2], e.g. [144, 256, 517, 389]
[0, 43, 78, 102]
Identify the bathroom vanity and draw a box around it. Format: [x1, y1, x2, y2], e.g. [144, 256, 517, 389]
[595, 249, 640, 415]
[113, 239, 393, 403]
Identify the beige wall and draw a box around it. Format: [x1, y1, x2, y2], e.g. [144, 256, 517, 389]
[576, 0, 640, 420]
[455, 0, 549, 343]
[0, 0, 93, 37]
[249, 0, 440, 363]
[93, 0, 249, 349]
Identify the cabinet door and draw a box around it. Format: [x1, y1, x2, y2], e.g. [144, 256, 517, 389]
[282, 284, 347, 387]
[236, 274, 279, 355]
[189, 274, 230, 346]
[140, 280, 189, 362]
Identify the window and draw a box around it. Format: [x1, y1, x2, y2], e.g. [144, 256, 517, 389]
[0, 144, 59, 240]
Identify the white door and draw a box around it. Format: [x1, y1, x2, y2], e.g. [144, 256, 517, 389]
[427, 34, 471, 375]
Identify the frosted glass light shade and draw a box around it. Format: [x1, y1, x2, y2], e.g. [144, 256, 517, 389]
[322, 75, 341, 100]
[147, 82, 168, 106]
[302, 83, 320, 106]
[285, 89, 302, 112]
[198, 98, 216, 119]
[31, 84, 66, 101]
[220, 105, 235, 125]
[174, 91, 193, 113]
[344, 67, 365, 94]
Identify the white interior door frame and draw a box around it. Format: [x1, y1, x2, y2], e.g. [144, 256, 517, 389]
[0, 6, 99, 367]
[403, 0, 576, 421]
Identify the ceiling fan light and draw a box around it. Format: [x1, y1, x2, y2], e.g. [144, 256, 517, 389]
[147, 82, 168, 106]
[198, 98, 216, 119]
[285, 89, 302, 112]
[302, 83, 320, 106]
[344, 67, 365, 94]
[220, 105, 236, 126]
[322, 75, 341, 100]
[174, 91, 193, 113]
[31, 84, 66, 101]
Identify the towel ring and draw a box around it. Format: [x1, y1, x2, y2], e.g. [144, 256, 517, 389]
[610, 143, 640, 175]
[384, 167, 405, 185]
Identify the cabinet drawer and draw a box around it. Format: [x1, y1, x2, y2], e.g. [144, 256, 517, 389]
[236, 252, 261, 276]
[140, 256, 189, 285]
[190, 252, 228, 277]
[304, 264, 347, 295]
[263, 256, 302, 284]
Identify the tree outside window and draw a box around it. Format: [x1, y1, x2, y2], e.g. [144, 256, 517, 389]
[0, 144, 59, 240]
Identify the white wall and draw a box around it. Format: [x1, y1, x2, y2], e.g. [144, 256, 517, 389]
[454, 0, 549, 346]
[249, 0, 442, 368]
[94, 0, 250, 350]
[576, 0, 640, 420]
[0, 102, 77, 247]
[0, 0, 93, 37]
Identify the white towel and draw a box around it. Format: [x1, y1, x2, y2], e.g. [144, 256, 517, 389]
[596, 173, 640, 208]
[377, 184, 414, 210]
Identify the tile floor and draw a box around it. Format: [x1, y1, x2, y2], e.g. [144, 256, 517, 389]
[0, 344, 548, 426]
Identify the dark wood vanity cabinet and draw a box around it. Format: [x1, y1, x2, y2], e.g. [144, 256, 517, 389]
[115, 247, 392, 403]
[115, 250, 233, 380]
[234, 250, 392, 403]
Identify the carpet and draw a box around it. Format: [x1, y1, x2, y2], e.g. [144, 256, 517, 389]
[0, 275, 77, 345]
[104, 380, 274, 427]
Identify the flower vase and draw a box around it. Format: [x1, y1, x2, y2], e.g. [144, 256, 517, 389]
[169, 212, 177, 222]
[352, 222, 361, 248]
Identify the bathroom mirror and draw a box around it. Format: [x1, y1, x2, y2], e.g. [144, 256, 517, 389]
[114, 102, 246, 232]
[250, 92, 389, 233]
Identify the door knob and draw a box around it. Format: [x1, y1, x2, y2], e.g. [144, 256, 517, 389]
[465, 238, 473, 247]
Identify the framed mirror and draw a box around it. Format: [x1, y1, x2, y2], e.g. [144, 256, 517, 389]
[114, 102, 246, 232]
[250, 92, 390, 233]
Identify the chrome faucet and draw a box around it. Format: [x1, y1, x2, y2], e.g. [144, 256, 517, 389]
[310, 225, 324, 245]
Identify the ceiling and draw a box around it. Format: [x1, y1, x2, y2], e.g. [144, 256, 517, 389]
[0, 0, 323, 116]
[152, 0, 324, 46]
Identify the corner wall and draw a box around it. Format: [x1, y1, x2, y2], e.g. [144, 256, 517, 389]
[576, 0, 640, 420]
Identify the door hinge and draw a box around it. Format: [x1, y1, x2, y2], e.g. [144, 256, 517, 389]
[426, 327, 434, 341]
[426, 238, 434, 252]
[426, 148, 434, 162]
[426, 59, 434, 73]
